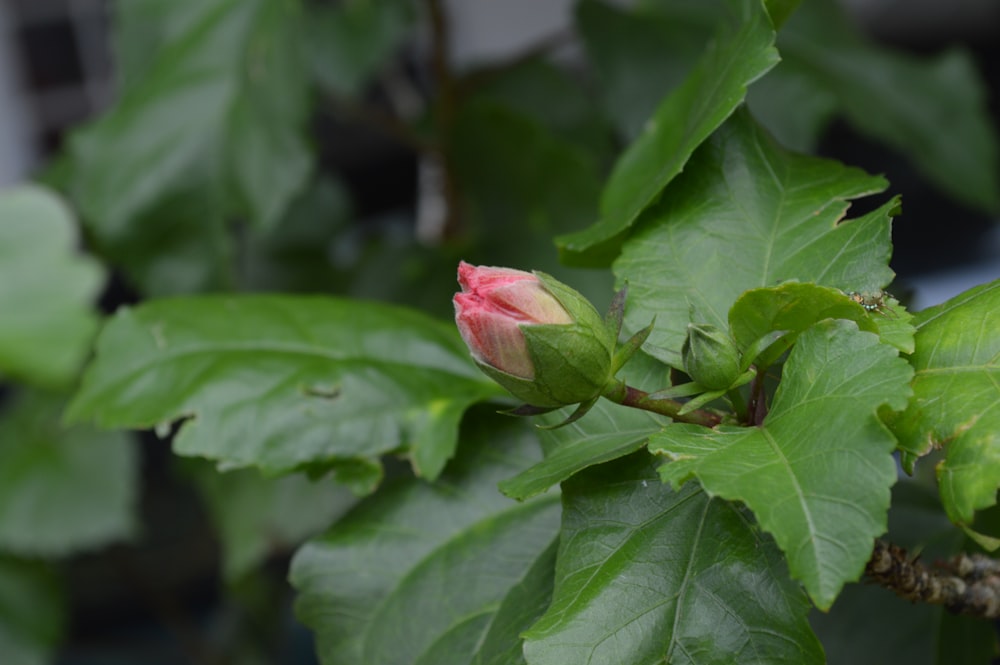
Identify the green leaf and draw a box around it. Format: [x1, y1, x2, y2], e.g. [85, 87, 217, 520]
[0, 391, 138, 557]
[303, 0, 413, 97]
[66, 295, 502, 483]
[0, 185, 104, 388]
[0, 556, 63, 665]
[557, 0, 779, 265]
[522, 453, 823, 665]
[615, 109, 894, 368]
[763, 0, 801, 28]
[574, 0, 706, 141]
[746, 60, 838, 152]
[499, 400, 665, 501]
[729, 282, 880, 367]
[189, 463, 358, 581]
[500, 349, 672, 500]
[779, 0, 1000, 212]
[290, 414, 560, 665]
[890, 280, 1000, 525]
[451, 99, 600, 245]
[650, 320, 913, 608]
[470, 539, 558, 665]
[66, 0, 313, 292]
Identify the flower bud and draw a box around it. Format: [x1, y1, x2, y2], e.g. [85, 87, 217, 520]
[681, 323, 742, 390]
[453, 261, 616, 408]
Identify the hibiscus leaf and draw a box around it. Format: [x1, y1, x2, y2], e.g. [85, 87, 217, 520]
[66, 295, 502, 486]
[615, 109, 894, 368]
[0, 186, 103, 388]
[557, 0, 778, 265]
[890, 280, 1000, 525]
[522, 453, 823, 664]
[290, 414, 560, 665]
[650, 320, 913, 608]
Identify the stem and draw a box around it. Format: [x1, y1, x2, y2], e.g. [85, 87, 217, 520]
[867, 540, 1000, 618]
[423, 0, 463, 240]
[727, 386, 749, 424]
[604, 383, 722, 427]
[747, 371, 768, 426]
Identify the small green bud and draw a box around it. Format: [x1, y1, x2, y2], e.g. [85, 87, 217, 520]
[682, 323, 742, 390]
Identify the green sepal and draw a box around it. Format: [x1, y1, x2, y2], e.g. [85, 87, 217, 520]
[611, 320, 654, 374]
[677, 389, 727, 416]
[502, 404, 561, 417]
[534, 271, 617, 354]
[606, 283, 628, 337]
[475, 359, 571, 409]
[523, 323, 615, 403]
[535, 396, 600, 431]
[648, 382, 706, 400]
[681, 323, 743, 390]
[473, 321, 614, 408]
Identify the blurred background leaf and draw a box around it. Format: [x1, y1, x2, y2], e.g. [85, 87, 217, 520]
[0, 185, 103, 388]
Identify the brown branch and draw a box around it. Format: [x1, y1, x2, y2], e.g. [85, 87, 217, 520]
[422, 0, 463, 239]
[866, 540, 1000, 618]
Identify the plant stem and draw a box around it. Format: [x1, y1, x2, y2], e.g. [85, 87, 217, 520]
[604, 383, 722, 427]
[867, 540, 1000, 618]
[727, 385, 749, 424]
[423, 0, 463, 240]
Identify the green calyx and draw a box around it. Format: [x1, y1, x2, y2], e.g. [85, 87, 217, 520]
[480, 276, 650, 418]
[682, 322, 743, 390]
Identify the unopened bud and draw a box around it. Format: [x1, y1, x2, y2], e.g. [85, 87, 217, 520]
[454, 262, 616, 407]
[682, 323, 742, 390]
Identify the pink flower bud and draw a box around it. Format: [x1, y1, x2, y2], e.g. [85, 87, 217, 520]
[453, 261, 572, 379]
[454, 262, 618, 409]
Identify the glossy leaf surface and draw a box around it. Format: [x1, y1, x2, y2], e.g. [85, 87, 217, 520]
[651, 320, 913, 608]
[67, 295, 502, 484]
[523, 453, 823, 665]
[290, 415, 560, 665]
[615, 110, 894, 367]
[891, 280, 1000, 525]
[558, 0, 779, 264]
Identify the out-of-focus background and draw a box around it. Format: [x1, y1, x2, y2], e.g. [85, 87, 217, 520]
[0, 1, 997, 663]
[0, 0, 997, 302]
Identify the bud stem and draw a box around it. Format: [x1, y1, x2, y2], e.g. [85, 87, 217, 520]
[603, 383, 722, 427]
